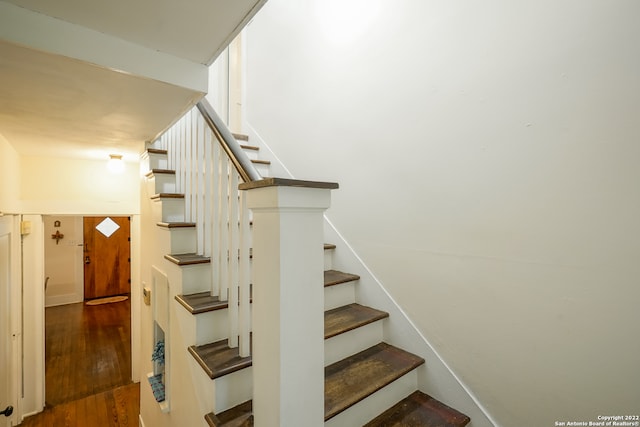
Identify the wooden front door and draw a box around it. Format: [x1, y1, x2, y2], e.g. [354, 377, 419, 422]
[83, 216, 130, 300]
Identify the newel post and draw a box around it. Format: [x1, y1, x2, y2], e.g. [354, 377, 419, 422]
[240, 178, 338, 427]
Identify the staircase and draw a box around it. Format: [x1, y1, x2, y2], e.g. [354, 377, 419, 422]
[141, 100, 471, 426]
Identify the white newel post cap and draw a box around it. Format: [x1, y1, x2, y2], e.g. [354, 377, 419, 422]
[240, 177, 339, 210]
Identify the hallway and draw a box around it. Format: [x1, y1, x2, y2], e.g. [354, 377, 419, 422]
[19, 298, 138, 425]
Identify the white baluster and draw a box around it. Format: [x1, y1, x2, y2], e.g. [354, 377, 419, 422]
[203, 128, 213, 258]
[228, 171, 240, 349]
[211, 142, 221, 298]
[218, 158, 229, 303]
[196, 114, 205, 254]
[238, 190, 251, 357]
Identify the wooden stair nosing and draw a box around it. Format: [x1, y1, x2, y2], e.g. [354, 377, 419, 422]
[175, 292, 228, 314]
[145, 169, 175, 178]
[151, 193, 184, 200]
[232, 133, 249, 141]
[325, 303, 389, 339]
[156, 222, 196, 229]
[188, 339, 252, 380]
[164, 253, 210, 266]
[147, 148, 168, 155]
[240, 144, 259, 151]
[205, 400, 253, 427]
[324, 269, 360, 287]
[363, 391, 471, 427]
[251, 159, 270, 165]
[324, 342, 425, 421]
[324, 243, 336, 250]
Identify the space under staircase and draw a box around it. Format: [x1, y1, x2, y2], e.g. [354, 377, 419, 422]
[142, 98, 471, 426]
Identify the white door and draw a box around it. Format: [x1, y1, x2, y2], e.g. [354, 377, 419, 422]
[0, 216, 16, 427]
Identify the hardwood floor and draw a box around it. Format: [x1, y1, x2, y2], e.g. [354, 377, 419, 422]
[20, 298, 136, 426]
[44, 298, 132, 406]
[20, 383, 139, 427]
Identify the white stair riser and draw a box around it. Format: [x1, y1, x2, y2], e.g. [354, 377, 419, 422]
[152, 174, 176, 193]
[324, 321, 384, 366]
[253, 162, 270, 177]
[199, 308, 253, 346]
[156, 198, 185, 223]
[324, 282, 355, 311]
[158, 227, 196, 254]
[214, 366, 253, 414]
[242, 148, 259, 161]
[324, 249, 333, 271]
[324, 370, 418, 427]
[148, 152, 168, 170]
[179, 264, 212, 295]
[186, 356, 255, 419]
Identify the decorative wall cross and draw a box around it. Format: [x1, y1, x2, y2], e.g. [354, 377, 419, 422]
[51, 230, 64, 244]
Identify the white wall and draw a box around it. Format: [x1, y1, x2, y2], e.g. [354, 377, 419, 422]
[245, 1, 640, 425]
[20, 156, 140, 215]
[21, 214, 45, 418]
[0, 133, 21, 214]
[44, 216, 84, 307]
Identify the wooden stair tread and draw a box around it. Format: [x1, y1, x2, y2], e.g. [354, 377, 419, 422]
[188, 339, 251, 379]
[232, 133, 249, 141]
[147, 148, 168, 155]
[364, 391, 471, 427]
[157, 222, 195, 228]
[240, 144, 259, 151]
[251, 159, 271, 165]
[324, 270, 360, 287]
[151, 193, 184, 200]
[175, 292, 228, 314]
[205, 401, 253, 427]
[144, 169, 175, 178]
[325, 303, 389, 339]
[164, 253, 210, 265]
[324, 243, 336, 250]
[325, 342, 425, 421]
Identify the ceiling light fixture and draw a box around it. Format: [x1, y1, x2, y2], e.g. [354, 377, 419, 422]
[107, 154, 125, 173]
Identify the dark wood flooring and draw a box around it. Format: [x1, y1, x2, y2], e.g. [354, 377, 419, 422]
[20, 383, 139, 427]
[44, 298, 132, 406]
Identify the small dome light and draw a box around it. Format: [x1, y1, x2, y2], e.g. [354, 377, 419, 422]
[107, 154, 125, 173]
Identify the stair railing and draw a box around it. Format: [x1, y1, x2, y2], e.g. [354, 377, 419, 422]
[157, 98, 258, 357]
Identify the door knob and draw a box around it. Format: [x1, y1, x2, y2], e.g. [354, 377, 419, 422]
[1, 405, 13, 417]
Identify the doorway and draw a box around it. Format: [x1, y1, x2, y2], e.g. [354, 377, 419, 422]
[42, 215, 132, 407]
[83, 216, 131, 300]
